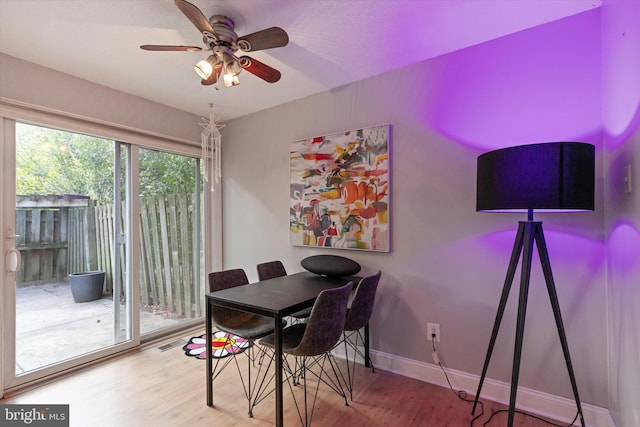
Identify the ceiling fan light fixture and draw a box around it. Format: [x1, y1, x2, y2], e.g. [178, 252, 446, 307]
[143, 1, 287, 88]
[222, 51, 242, 74]
[223, 73, 240, 87]
[194, 55, 217, 79]
[222, 53, 241, 87]
[194, 60, 212, 79]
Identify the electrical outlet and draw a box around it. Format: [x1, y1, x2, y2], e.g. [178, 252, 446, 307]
[624, 164, 632, 194]
[427, 322, 440, 342]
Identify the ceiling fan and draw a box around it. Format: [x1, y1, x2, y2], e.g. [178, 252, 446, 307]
[140, 0, 288, 87]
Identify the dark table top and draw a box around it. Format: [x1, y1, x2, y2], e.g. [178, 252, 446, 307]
[206, 271, 360, 318]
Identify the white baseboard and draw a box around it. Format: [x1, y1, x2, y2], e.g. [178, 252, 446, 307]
[333, 346, 615, 427]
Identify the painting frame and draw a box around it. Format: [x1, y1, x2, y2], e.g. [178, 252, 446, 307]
[290, 124, 390, 252]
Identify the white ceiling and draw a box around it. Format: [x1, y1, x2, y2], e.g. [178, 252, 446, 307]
[0, 0, 600, 121]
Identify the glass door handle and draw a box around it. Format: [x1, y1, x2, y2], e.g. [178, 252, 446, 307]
[4, 228, 21, 272]
[5, 249, 21, 273]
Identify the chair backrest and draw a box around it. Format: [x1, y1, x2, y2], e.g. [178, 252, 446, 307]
[292, 282, 353, 357]
[256, 260, 287, 281]
[208, 269, 249, 325]
[343, 271, 382, 332]
[208, 268, 249, 292]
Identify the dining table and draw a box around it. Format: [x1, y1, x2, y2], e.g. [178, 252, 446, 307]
[205, 271, 360, 427]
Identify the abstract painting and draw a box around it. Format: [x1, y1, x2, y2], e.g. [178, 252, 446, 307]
[290, 124, 390, 252]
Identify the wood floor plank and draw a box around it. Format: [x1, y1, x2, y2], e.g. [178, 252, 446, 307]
[2, 331, 566, 426]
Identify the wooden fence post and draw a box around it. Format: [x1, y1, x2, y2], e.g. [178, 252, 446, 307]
[15, 193, 202, 320]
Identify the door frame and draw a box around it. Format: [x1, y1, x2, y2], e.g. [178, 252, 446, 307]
[1, 119, 140, 392]
[0, 101, 213, 395]
[1, 117, 12, 398]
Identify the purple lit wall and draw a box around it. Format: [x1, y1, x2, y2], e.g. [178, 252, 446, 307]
[222, 4, 623, 421]
[419, 11, 608, 409]
[425, 12, 602, 151]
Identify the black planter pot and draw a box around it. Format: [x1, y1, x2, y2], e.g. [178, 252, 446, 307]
[69, 271, 105, 303]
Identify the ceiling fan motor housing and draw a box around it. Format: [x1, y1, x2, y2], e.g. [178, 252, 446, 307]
[205, 15, 238, 50]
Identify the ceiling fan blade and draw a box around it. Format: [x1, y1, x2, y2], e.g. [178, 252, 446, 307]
[201, 63, 222, 85]
[237, 27, 289, 52]
[174, 0, 216, 36]
[239, 56, 281, 83]
[140, 44, 203, 52]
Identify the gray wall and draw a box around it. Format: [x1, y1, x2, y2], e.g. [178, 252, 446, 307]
[602, 2, 640, 427]
[0, 53, 201, 144]
[222, 9, 612, 407]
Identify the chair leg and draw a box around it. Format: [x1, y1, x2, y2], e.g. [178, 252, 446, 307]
[303, 360, 310, 426]
[210, 334, 256, 416]
[339, 330, 375, 400]
[249, 345, 278, 415]
[284, 353, 349, 427]
[218, 335, 276, 418]
[302, 356, 323, 427]
[342, 332, 354, 400]
[247, 350, 253, 417]
[326, 353, 349, 407]
[353, 329, 375, 372]
[211, 351, 234, 381]
[283, 357, 308, 427]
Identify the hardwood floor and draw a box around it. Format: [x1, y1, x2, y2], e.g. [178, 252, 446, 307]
[2, 330, 565, 426]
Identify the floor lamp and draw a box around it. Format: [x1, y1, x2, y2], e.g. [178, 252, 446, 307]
[472, 142, 594, 427]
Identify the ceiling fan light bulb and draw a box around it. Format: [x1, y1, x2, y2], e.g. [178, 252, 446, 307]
[194, 60, 213, 79]
[223, 73, 240, 87]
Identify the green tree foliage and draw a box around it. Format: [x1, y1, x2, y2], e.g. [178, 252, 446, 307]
[16, 123, 199, 202]
[139, 148, 198, 196]
[16, 123, 114, 202]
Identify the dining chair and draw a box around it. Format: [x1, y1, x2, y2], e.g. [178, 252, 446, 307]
[256, 260, 312, 322]
[208, 268, 282, 418]
[259, 281, 353, 427]
[337, 270, 382, 399]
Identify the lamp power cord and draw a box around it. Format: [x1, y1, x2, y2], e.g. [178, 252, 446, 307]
[430, 335, 580, 426]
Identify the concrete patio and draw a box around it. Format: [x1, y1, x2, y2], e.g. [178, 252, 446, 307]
[15, 282, 184, 374]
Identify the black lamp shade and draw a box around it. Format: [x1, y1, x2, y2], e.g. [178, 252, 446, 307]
[476, 142, 595, 212]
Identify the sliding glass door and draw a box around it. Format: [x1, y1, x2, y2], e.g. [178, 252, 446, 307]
[138, 147, 204, 336]
[3, 122, 135, 385]
[1, 119, 205, 392]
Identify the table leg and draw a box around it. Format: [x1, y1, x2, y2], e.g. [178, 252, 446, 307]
[206, 298, 213, 407]
[364, 323, 371, 368]
[275, 314, 283, 427]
